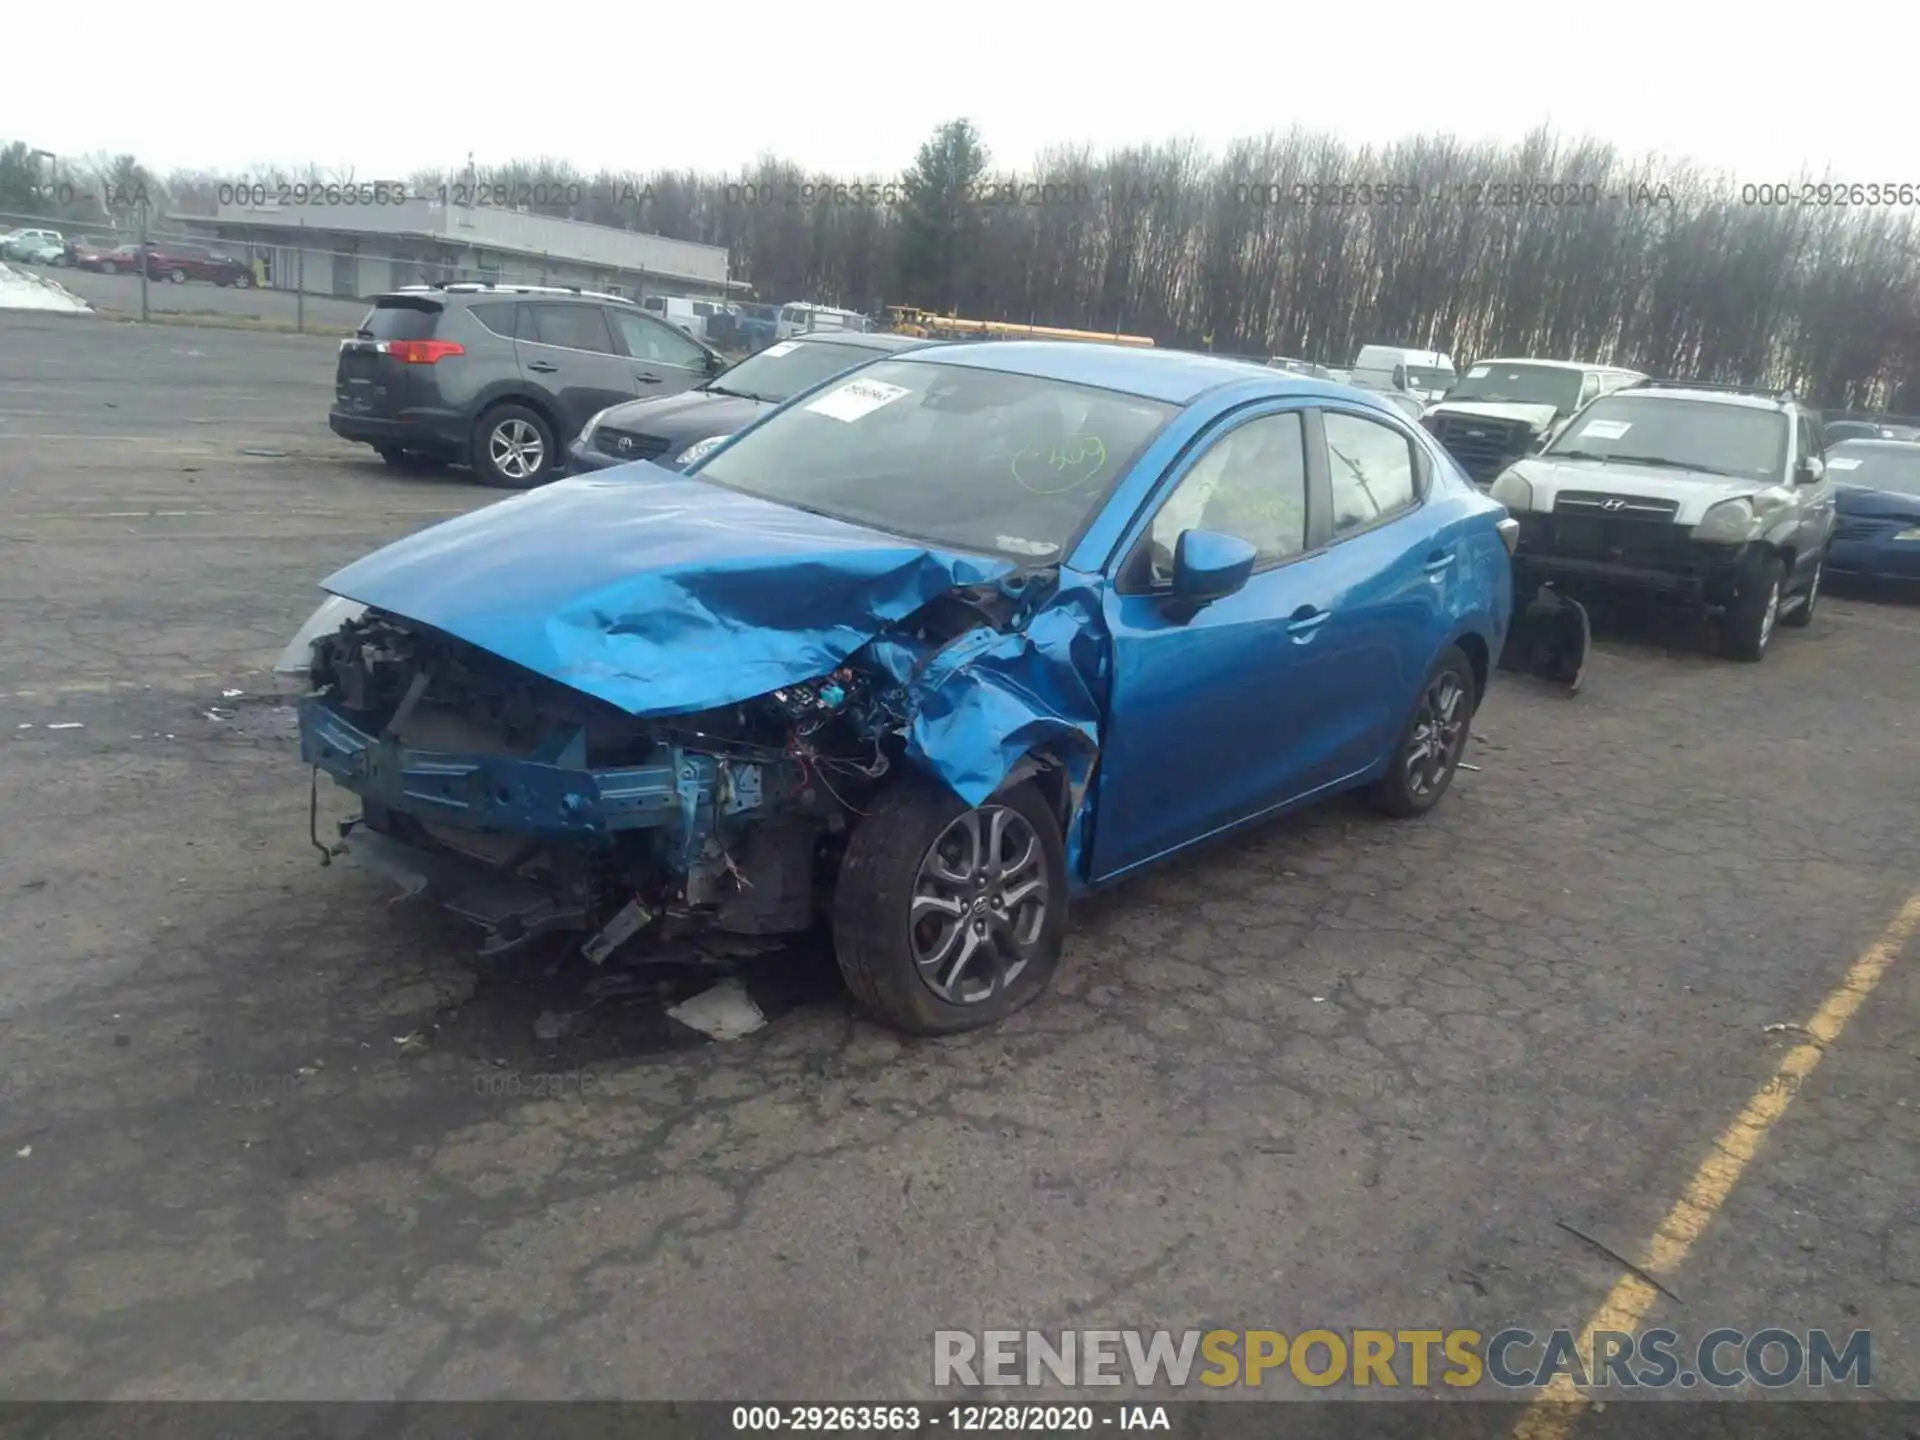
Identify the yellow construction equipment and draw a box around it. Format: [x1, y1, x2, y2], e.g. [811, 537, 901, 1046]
[886, 307, 1154, 348]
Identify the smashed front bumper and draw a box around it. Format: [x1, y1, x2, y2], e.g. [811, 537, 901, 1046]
[299, 693, 810, 955]
[300, 693, 789, 845]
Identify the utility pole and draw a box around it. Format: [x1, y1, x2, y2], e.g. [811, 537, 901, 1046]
[137, 195, 150, 323]
[297, 217, 306, 334]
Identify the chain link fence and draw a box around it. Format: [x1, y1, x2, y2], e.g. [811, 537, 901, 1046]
[2, 203, 734, 336]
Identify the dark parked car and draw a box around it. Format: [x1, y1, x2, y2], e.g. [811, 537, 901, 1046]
[328, 283, 727, 488]
[145, 244, 254, 286]
[283, 343, 1516, 1033]
[1824, 438, 1920, 585]
[569, 331, 943, 473]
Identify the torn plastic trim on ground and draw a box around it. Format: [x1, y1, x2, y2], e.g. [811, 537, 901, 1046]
[316, 472, 1016, 720]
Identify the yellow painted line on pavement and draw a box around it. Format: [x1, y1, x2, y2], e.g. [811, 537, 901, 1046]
[1513, 887, 1920, 1439]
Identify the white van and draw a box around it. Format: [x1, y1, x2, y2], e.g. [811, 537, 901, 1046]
[640, 295, 729, 342]
[1350, 345, 1457, 405]
[775, 302, 871, 341]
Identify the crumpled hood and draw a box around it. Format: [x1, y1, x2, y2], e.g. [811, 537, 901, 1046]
[1428, 399, 1561, 431]
[319, 472, 1013, 717]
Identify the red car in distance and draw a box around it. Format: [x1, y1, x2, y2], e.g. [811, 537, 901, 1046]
[74, 239, 255, 286]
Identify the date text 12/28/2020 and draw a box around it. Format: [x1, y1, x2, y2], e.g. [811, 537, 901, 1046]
[729, 1405, 1172, 1431]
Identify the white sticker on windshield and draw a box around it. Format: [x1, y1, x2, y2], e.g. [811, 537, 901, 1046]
[760, 341, 800, 358]
[805, 378, 911, 423]
[1579, 419, 1633, 440]
[1468, 364, 1491, 378]
[1826, 456, 1862, 470]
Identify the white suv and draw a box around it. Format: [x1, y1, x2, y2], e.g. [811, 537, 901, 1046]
[1490, 380, 1837, 661]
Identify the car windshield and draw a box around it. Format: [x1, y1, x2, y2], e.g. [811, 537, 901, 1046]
[1544, 395, 1788, 479]
[1446, 363, 1584, 413]
[1826, 442, 1920, 497]
[693, 359, 1177, 560]
[709, 339, 894, 404]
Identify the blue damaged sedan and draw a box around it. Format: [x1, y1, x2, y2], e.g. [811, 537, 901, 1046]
[279, 343, 1516, 1035]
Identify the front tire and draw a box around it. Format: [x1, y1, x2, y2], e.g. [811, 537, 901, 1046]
[169, 268, 187, 283]
[471, 403, 555, 489]
[1370, 645, 1476, 818]
[1720, 553, 1784, 660]
[833, 775, 1066, 1036]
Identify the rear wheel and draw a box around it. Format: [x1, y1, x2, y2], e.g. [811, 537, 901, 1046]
[232, 272, 252, 288]
[833, 775, 1066, 1035]
[169, 268, 187, 283]
[1370, 646, 1476, 818]
[1720, 553, 1784, 660]
[471, 404, 554, 489]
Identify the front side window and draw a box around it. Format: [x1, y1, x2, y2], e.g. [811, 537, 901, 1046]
[694, 359, 1176, 561]
[1147, 411, 1309, 582]
[1324, 412, 1420, 534]
[610, 310, 708, 368]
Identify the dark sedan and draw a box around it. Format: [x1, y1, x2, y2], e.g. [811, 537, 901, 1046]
[568, 331, 942, 474]
[1826, 439, 1920, 585]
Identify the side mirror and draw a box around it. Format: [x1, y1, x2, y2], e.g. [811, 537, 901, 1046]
[704, 351, 726, 375]
[1170, 530, 1257, 607]
[1796, 455, 1826, 485]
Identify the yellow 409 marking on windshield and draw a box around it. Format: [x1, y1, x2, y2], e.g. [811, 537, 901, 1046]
[1012, 435, 1108, 495]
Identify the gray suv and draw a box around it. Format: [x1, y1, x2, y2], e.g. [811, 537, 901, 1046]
[1489, 380, 1837, 661]
[330, 283, 726, 488]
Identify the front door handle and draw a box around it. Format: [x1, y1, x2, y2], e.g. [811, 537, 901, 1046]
[1287, 606, 1329, 643]
[1424, 549, 1454, 576]
[526, 360, 559, 373]
[635, 372, 662, 384]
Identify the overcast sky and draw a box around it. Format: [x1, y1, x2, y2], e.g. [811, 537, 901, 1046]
[10, 3, 1915, 184]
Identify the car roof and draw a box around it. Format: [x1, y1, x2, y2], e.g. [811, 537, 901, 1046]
[1602, 386, 1788, 412]
[892, 341, 1287, 404]
[1470, 357, 1638, 373]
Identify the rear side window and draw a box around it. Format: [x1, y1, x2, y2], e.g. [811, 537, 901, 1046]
[358, 299, 442, 340]
[466, 301, 518, 338]
[641, 296, 665, 312]
[527, 303, 615, 354]
[1324, 411, 1420, 534]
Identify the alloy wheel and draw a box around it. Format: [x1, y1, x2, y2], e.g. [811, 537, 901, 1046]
[909, 805, 1049, 1005]
[1405, 671, 1467, 799]
[488, 418, 544, 481]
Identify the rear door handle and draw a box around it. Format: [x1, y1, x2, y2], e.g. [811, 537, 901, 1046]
[526, 360, 559, 373]
[1287, 607, 1329, 643]
[635, 372, 662, 384]
[1424, 549, 1454, 576]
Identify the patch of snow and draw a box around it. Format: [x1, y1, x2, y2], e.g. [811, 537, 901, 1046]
[0, 262, 93, 314]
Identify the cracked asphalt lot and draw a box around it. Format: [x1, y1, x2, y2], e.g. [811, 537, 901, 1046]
[1, 314, 1916, 1406]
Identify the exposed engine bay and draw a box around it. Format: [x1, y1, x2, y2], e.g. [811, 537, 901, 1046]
[297, 576, 1073, 962]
